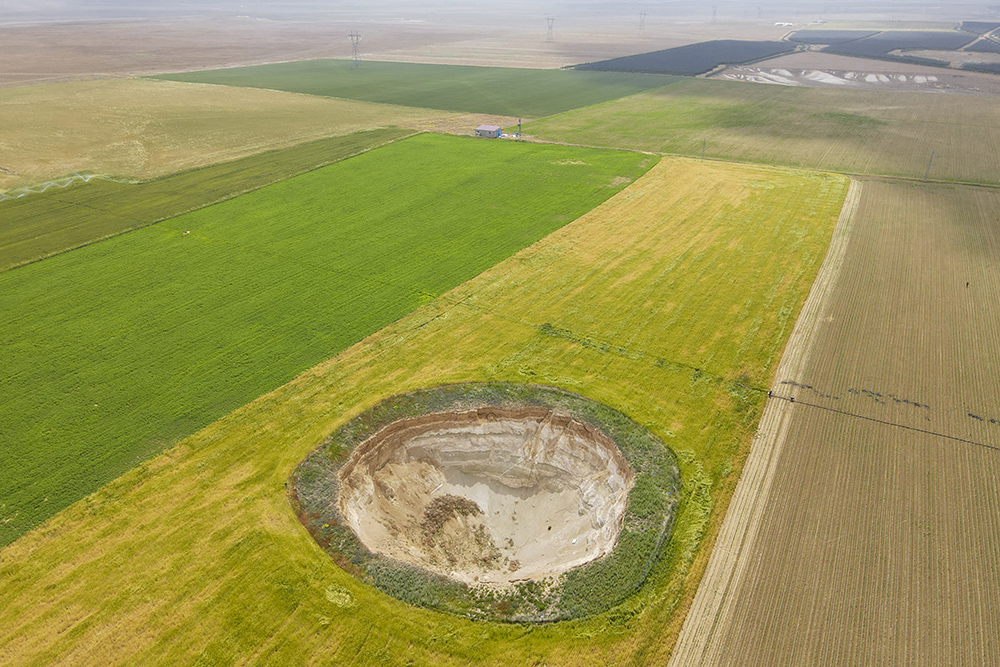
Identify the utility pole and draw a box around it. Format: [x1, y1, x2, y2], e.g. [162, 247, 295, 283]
[348, 31, 362, 68]
[924, 150, 935, 181]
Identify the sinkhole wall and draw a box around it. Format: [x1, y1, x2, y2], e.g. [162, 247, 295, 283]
[289, 382, 680, 623]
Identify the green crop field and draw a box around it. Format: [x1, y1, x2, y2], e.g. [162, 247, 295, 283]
[0, 133, 653, 547]
[153, 60, 676, 118]
[0, 129, 413, 272]
[525, 77, 1000, 184]
[0, 157, 848, 665]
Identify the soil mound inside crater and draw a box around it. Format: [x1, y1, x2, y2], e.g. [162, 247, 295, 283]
[337, 407, 635, 586]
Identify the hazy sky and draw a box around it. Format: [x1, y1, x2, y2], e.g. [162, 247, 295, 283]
[0, 1, 995, 24]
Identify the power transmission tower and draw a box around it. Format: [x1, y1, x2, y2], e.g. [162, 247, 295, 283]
[640, 11, 647, 29]
[712, 5, 718, 23]
[348, 31, 362, 67]
[758, 6, 762, 19]
[546, 17, 555, 42]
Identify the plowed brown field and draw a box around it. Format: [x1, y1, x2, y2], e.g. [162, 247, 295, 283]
[671, 179, 1000, 666]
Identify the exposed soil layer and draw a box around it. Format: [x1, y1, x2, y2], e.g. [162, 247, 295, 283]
[338, 407, 634, 586]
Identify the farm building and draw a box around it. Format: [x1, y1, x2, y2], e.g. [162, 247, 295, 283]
[475, 124, 502, 138]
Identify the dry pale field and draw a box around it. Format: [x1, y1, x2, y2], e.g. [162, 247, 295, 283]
[0, 13, 793, 84]
[0, 78, 511, 191]
[671, 179, 1000, 666]
[526, 80, 1000, 185]
[0, 17, 481, 87]
[375, 20, 791, 69]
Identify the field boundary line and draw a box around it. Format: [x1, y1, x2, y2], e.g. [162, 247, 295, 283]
[668, 179, 862, 666]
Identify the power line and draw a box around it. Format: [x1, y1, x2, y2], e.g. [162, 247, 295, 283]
[531, 319, 999, 453]
[348, 31, 361, 68]
[764, 392, 998, 452]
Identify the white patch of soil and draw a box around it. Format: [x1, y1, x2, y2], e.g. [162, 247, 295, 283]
[338, 408, 634, 586]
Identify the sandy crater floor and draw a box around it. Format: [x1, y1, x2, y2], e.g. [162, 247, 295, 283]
[338, 408, 634, 586]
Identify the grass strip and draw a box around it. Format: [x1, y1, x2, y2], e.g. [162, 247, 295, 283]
[152, 60, 676, 118]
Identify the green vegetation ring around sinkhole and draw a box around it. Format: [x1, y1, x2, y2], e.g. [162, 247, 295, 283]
[290, 382, 681, 623]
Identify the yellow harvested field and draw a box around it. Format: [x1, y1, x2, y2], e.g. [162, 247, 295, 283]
[0, 158, 847, 666]
[0, 78, 511, 191]
[672, 179, 1000, 666]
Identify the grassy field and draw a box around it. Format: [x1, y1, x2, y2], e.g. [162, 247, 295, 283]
[673, 180, 1000, 665]
[0, 157, 848, 665]
[0, 128, 414, 272]
[0, 133, 653, 548]
[152, 59, 675, 118]
[525, 77, 1000, 184]
[0, 77, 492, 192]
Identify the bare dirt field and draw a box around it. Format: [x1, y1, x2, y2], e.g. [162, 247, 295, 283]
[671, 179, 1000, 666]
[0, 78, 510, 191]
[716, 51, 1000, 94]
